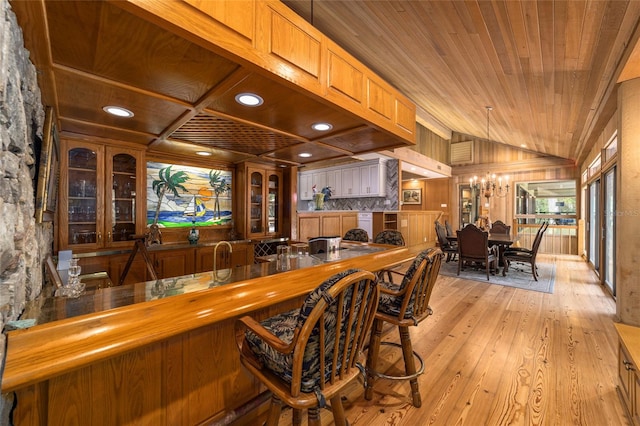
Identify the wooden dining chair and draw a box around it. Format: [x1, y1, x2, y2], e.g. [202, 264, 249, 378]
[365, 248, 444, 407]
[435, 221, 458, 262]
[235, 269, 379, 426]
[456, 224, 498, 280]
[503, 222, 548, 281]
[490, 220, 511, 235]
[444, 220, 455, 237]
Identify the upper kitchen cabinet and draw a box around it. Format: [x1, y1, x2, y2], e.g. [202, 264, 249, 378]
[238, 162, 283, 239]
[299, 159, 386, 199]
[59, 139, 145, 251]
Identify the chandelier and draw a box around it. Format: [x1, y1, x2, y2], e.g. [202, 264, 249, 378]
[469, 107, 510, 199]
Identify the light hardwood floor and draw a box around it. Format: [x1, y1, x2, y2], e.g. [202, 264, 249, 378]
[265, 254, 629, 425]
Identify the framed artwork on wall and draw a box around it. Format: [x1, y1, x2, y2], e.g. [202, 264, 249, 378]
[35, 107, 59, 223]
[146, 161, 233, 228]
[402, 188, 422, 205]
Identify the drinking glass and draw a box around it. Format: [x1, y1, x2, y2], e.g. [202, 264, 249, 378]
[276, 245, 291, 271]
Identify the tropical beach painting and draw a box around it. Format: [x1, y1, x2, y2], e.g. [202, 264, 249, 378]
[146, 161, 232, 228]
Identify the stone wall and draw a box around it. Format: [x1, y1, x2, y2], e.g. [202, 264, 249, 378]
[0, 0, 50, 423]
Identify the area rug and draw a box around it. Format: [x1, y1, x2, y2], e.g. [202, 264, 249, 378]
[438, 259, 556, 293]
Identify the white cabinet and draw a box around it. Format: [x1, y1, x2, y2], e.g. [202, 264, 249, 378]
[326, 169, 341, 197]
[341, 167, 361, 197]
[300, 173, 313, 200]
[359, 162, 386, 196]
[298, 159, 386, 200]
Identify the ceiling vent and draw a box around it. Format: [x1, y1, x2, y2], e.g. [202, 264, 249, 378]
[450, 141, 474, 165]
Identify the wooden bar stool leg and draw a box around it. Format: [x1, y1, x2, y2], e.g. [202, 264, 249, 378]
[330, 394, 348, 426]
[399, 325, 421, 408]
[365, 318, 384, 400]
[307, 407, 321, 426]
[292, 408, 302, 425]
[266, 395, 283, 426]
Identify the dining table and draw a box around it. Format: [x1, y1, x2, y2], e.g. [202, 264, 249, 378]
[447, 232, 515, 271]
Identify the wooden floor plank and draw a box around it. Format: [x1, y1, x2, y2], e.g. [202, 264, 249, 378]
[244, 254, 630, 426]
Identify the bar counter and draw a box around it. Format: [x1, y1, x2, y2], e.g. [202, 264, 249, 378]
[2, 242, 419, 425]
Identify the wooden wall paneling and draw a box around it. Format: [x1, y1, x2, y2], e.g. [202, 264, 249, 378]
[164, 335, 188, 426]
[415, 123, 450, 165]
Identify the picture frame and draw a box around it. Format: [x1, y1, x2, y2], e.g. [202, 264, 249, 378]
[35, 107, 60, 223]
[402, 188, 422, 205]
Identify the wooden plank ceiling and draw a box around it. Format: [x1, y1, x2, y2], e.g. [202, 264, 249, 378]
[283, 0, 640, 164]
[10, 0, 412, 166]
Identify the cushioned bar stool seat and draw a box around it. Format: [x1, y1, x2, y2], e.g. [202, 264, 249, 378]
[343, 228, 369, 242]
[365, 248, 443, 408]
[236, 269, 379, 426]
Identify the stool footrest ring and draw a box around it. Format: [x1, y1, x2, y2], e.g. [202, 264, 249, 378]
[367, 342, 425, 381]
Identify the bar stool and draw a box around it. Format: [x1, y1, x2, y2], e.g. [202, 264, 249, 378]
[373, 229, 405, 246]
[365, 248, 443, 407]
[343, 228, 369, 242]
[235, 269, 379, 426]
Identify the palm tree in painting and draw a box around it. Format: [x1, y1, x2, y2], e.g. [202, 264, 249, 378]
[151, 166, 189, 226]
[209, 170, 230, 219]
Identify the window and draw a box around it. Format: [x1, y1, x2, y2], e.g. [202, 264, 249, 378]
[515, 180, 577, 226]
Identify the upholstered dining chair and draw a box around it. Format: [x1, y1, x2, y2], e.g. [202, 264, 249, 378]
[235, 269, 379, 426]
[444, 220, 455, 237]
[503, 221, 548, 281]
[490, 220, 511, 235]
[435, 221, 458, 262]
[343, 227, 369, 242]
[456, 224, 498, 280]
[365, 248, 444, 408]
[373, 229, 405, 246]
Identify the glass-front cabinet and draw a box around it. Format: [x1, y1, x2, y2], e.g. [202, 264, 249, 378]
[245, 165, 282, 239]
[59, 139, 144, 250]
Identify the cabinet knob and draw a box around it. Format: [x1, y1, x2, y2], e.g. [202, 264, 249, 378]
[108, 231, 112, 242]
[624, 360, 635, 371]
[97, 232, 102, 243]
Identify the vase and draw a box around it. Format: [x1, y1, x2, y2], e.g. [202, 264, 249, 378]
[314, 193, 325, 210]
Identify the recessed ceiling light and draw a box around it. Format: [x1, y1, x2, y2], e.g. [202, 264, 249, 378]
[299, 152, 312, 158]
[520, 144, 527, 148]
[103, 105, 134, 117]
[311, 122, 332, 131]
[235, 93, 263, 106]
[196, 151, 212, 156]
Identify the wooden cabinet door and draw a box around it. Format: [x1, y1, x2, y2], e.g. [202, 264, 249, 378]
[153, 248, 195, 279]
[109, 253, 148, 286]
[230, 244, 252, 268]
[266, 171, 283, 236]
[341, 213, 358, 235]
[248, 169, 265, 238]
[105, 146, 144, 248]
[60, 139, 105, 250]
[320, 214, 341, 236]
[299, 216, 321, 242]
